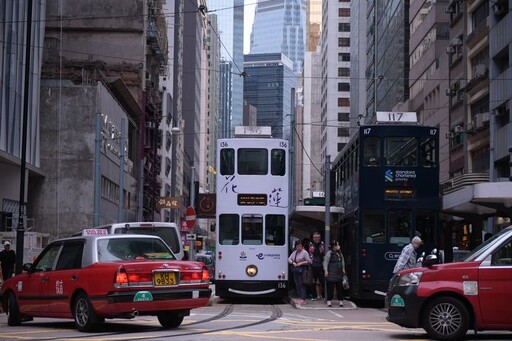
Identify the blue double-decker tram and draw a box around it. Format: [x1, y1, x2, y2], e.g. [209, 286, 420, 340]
[332, 116, 440, 301]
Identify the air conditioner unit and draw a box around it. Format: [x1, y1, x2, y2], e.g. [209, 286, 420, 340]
[474, 64, 487, 78]
[493, 3, 506, 16]
[473, 114, 483, 129]
[446, 46, 455, 54]
[446, 132, 455, 139]
[145, 122, 156, 129]
[453, 125, 464, 133]
[481, 112, 490, 123]
[451, 38, 463, 46]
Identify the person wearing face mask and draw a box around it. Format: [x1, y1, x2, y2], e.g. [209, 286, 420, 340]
[323, 240, 346, 307]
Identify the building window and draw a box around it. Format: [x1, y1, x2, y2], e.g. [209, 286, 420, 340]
[338, 83, 350, 92]
[338, 98, 350, 107]
[338, 38, 350, 47]
[338, 23, 350, 32]
[338, 53, 350, 62]
[338, 68, 350, 77]
[338, 128, 349, 137]
[338, 8, 350, 17]
[338, 112, 349, 121]
[337, 143, 347, 152]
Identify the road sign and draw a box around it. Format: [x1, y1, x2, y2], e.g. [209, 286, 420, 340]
[185, 206, 196, 230]
[186, 233, 196, 241]
[180, 221, 189, 233]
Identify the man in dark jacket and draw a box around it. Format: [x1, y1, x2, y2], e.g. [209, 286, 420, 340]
[0, 240, 16, 281]
[308, 232, 325, 300]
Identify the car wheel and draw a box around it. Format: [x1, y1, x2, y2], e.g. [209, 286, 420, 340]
[423, 297, 469, 340]
[157, 312, 184, 329]
[73, 292, 101, 332]
[7, 292, 22, 326]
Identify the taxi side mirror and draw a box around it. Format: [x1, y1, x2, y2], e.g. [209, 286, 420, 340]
[22, 263, 34, 272]
[422, 254, 439, 267]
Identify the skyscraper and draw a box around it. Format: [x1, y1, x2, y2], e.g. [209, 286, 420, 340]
[243, 53, 296, 140]
[250, 0, 306, 73]
[207, 0, 244, 138]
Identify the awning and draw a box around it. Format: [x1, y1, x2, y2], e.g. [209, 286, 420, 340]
[442, 182, 512, 217]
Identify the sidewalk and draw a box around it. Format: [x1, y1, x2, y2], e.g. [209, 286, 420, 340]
[286, 296, 357, 310]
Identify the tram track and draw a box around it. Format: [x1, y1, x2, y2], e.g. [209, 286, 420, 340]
[46, 304, 282, 340]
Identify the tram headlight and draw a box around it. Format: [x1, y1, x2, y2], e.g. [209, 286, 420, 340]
[398, 272, 423, 286]
[246, 264, 258, 277]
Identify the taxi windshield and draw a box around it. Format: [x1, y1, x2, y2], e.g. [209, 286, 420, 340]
[464, 227, 511, 262]
[97, 237, 176, 261]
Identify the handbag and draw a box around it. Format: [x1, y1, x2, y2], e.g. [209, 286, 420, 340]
[302, 265, 314, 285]
[292, 265, 304, 273]
[290, 251, 305, 273]
[342, 274, 350, 290]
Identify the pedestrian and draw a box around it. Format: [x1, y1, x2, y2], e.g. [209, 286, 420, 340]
[0, 240, 16, 282]
[301, 237, 315, 299]
[308, 232, 325, 300]
[323, 240, 346, 307]
[388, 236, 422, 290]
[288, 240, 311, 305]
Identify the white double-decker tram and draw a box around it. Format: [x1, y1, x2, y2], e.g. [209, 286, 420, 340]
[215, 126, 289, 298]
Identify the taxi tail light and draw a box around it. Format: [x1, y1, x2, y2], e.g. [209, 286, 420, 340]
[202, 267, 210, 281]
[361, 248, 367, 257]
[181, 270, 206, 284]
[114, 266, 129, 288]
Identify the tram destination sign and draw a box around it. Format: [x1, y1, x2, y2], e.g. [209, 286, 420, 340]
[238, 194, 268, 206]
[384, 187, 416, 200]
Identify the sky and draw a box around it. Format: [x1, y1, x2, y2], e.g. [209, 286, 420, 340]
[244, 1, 256, 54]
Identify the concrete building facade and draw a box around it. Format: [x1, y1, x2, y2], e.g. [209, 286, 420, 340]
[320, 0, 351, 162]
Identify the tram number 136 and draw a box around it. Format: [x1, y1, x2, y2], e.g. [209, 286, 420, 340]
[278, 282, 287, 289]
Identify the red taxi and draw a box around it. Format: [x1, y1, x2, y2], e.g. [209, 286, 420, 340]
[386, 226, 512, 340]
[1, 230, 211, 332]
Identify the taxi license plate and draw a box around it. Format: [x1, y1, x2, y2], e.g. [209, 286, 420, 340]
[154, 272, 177, 286]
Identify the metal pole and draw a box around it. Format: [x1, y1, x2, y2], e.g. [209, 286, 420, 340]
[189, 166, 195, 261]
[16, 0, 33, 274]
[94, 113, 101, 226]
[118, 118, 126, 222]
[324, 155, 331, 298]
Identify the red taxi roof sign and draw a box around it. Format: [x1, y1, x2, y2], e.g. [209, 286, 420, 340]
[82, 229, 109, 236]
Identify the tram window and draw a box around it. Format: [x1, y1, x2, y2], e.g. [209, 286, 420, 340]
[271, 149, 286, 176]
[242, 214, 263, 245]
[219, 214, 239, 245]
[420, 137, 437, 167]
[384, 137, 417, 166]
[362, 209, 385, 243]
[265, 214, 286, 246]
[220, 149, 235, 175]
[389, 209, 413, 244]
[363, 137, 380, 166]
[416, 210, 436, 244]
[238, 148, 268, 175]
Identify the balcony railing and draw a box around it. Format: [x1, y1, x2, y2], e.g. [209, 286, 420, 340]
[440, 172, 489, 195]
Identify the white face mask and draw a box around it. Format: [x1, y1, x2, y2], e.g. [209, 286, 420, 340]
[334, 245, 340, 251]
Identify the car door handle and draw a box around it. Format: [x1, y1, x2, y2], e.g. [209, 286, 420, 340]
[71, 275, 79, 281]
[41, 277, 49, 283]
[480, 287, 493, 290]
